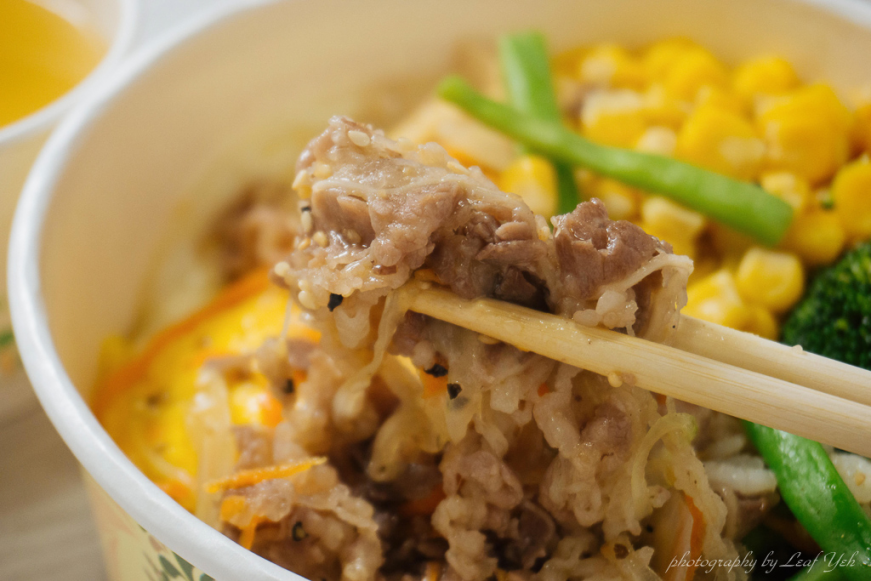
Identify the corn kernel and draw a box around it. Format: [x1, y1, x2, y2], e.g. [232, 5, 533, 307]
[756, 84, 853, 183]
[641, 221, 696, 259]
[663, 47, 729, 102]
[696, 85, 746, 116]
[740, 304, 779, 340]
[641, 38, 699, 78]
[760, 171, 811, 213]
[635, 126, 678, 156]
[735, 247, 804, 314]
[832, 158, 871, 240]
[641, 196, 707, 239]
[594, 178, 640, 221]
[498, 155, 558, 217]
[677, 105, 764, 180]
[780, 208, 846, 267]
[643, 84, 689, 128]
[582, 89, 648, 147]
[733, 56, 799, 101]
[578, 44, 647, 89]
[685, 270, 751, 330]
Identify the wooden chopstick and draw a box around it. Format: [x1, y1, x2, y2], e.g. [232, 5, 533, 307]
[672, 316, 871, 408]
[401, 282, 871, 458]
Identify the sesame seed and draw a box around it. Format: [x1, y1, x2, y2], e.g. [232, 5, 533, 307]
[297, 237, 311, 250]
[313, 231, 328, 247]
[327, 294, 343, 311]
[607, 372, 623, 388]
[424, 364, 448, 378]
[347, 130, 371, 147]
[344, 229, 361, 245]
[291, 522, 308, 541]
[477, 334, 499, 345]
[298, 279, 311, 292]
[447, 383, 462, 399]
[273, 261, 291, 278]
[300, 210, 313, 233]
[297, 290, 317, 310]
[312, 162, 332, 179]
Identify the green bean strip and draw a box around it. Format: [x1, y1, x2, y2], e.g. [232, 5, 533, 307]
[499, 31, 581, 214]
[438, 76, 794, 245]
[745, 422, 871, 581]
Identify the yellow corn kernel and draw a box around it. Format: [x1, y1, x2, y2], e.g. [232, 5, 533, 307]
[641, 38, 698, 78]
[229, 381, 284, 427]
[642, 84, 689, 128]
[498, 155, 558, 218]
[696, 85, 746, 116]
[663, 47, 729, 102]
[740, 304, 779, 340]
[677, 105, 764, 181]
[733, 56, 799, 101]
[832, 158, 871, 240]
[594, 178, 640, 222]
[641, 221, 696, 259]
[854, 101, 871, 154]
[759, 171, 811, 213]
[685, 270, 751, 330]
[578, 44, 647, 89]
[756, 84, 853, 183]
[582, 89, 648, 147]
[635, 126, 678, 156]
[735, 247, 804, 314]
[641, 196, 707, 239]
[780, 208, 846, 267]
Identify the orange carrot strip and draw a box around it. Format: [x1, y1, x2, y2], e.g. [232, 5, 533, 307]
[239, 516, 263, 550]
[205, 457, 327, 494]
[422, 373, 448, 399]
[92, 267, 272, 418]
[684, 495, 706, 581]
[399, 485, 447, 517]
[220, 496, 248, 522]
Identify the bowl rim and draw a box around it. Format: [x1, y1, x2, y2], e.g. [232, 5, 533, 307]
[0, 0, 141, 147]
[9, 0, 871, 578]
[8, 0, 304, 578]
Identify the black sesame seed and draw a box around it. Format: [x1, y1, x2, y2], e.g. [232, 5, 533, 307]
[283, 378, 295, 394]
[614, 544, 629, 559]
[447, 383, 462, 399]
[301, 206, 311, 213]
[327, 293, 343, 311]
[424, 363, 448, 378]
[292, 521, 308, 541]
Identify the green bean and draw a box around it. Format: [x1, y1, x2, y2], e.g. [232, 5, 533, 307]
[745, 422, 871, 581]
[438, 76, 794, 245]
[499, 31, 581, 214]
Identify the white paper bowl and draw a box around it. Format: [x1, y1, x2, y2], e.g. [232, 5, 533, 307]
[10, 0, 871, 579]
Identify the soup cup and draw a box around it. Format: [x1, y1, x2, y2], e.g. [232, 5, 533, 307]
[10, 0, 871, 578]
[0, 0, 138, 419]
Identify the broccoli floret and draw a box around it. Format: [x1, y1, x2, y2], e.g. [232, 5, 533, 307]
[782, 242, 871, 369]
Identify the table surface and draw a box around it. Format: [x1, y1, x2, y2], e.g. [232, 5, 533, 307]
[0, 2, 238, 579]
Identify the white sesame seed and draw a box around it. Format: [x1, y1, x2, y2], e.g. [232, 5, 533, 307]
[298, 279, 311, 292]
[297, 237, 311, 250]
[607, 372, 623, 388]
[347, 130, 371, 147]
[301, 210, 313, 233]
[297, 290, 318, 310]
[273, 261, 291, 278]
[292, 169, 310, 190]
[478, 334, 500, 345]
[313, 231, 328, 247]
[312, 163, 332, 179]
[344, 229, 361, 245]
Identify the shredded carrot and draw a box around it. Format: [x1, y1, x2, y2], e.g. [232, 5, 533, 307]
[220, 496, 248, 521]
[537, 383, 550, 397]
[422, 373, 448, 399]
[205, 457, 327, 494]
[92, 267, 272, 419]
[239, 516, 263, 550]
[399, 485, 447, 517]
[425, 562, 442, 581]
[684, 495, 706, 581]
